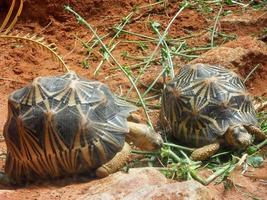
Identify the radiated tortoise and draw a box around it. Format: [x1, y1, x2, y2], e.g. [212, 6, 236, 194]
[1, 71, 163, 184]
[160, 63, 266, 161]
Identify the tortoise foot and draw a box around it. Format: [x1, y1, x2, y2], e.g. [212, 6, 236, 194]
[244, 125, 267, 141]
[0, 172, 12, 185]
[190, 142, 220, 161]
[95, 142, 131, 178]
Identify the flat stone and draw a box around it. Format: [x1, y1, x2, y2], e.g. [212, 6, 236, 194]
[0, 167, 215, 200]
[78, 167, 214, 200]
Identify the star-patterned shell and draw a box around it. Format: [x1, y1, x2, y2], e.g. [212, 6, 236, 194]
[4, 71, 136, 181]
[160, 64, 258, 147]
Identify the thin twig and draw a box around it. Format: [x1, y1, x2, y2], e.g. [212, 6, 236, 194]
[152, 23, 174, 79]
[171, 51, 199, 58]
[94, 41, 120, 76]
[163, 142, 196, 152]
[244, 64, 261, 83]
[211, 5, 222, 48]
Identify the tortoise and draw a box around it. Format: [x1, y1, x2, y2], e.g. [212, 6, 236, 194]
[160, 63, 266, 161]
[1, 71, 163, 184]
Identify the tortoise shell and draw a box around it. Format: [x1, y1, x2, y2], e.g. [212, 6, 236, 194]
[160, 64, 258, 147]
[4, 71, 136, 181]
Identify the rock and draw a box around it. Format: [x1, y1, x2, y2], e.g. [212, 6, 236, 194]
[0, 168, 215, 200]
[116, 181, 212, 200]
[78, 168, 214, 200]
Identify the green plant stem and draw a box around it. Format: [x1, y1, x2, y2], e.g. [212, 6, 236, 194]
[162, 148, 181, 162]
[76, 33, 110, 54]
[211, 5, 222, 48]
[111, 12, 133, 44]
[123, 54, 151, 61]
[156, 160, 234, 185]
[138, 0, 165, 9]
[120, 31, 207, 45]
[122, 98, 160, 109]
[94, 41, 119, 76]
[164, 143, 196, 152]
[95, 11, 133, 76]
[144, 94, 161, 101]
[206, 28, 236, 40]
[171, 51, 199, 58]
[65, 6, 153, 128]
[129, 57, 160, 69]
[190, 163, 232, 185]
[140, 67, 166, 101]
[167, 30, 207, 42]
[211, 151, 231, 158]
[255, 138, 267, 150]
[152, 25, 174, 79]
[120, 40, 152, 44]
[126, 2, 188, 98]
[179, 46, 214, 53]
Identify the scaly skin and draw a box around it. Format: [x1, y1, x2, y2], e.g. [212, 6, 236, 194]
[95, 122, 163, 177]
[190, 142, 220, 161]
[244, 125, 267, 141]
[95, 142, 131, 178]
[190, 124, 267, 161]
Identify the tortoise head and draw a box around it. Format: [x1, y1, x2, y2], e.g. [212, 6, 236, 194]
[225, 125, 252, 149]
[126, 122, 163, 151]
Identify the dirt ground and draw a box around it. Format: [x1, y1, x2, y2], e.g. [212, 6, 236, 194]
[0, 0, 266, 199]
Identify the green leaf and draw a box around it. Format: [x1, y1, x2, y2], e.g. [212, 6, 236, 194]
[246, 146, 258, 155]
[121, 65, 132, 76]
[224, 0, 234, 5]
[247, 156, 264, 168]
[138, 42, 148, 51]
[81, 60, 90, 69]
[151, 21, 161, 33]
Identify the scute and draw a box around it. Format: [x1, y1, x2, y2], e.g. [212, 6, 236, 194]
[38, 77, 68, 94]
[161, 64, 258, 147]
[4, 71, 136, 182]
[9, 85, 31, 104]
[19, 106, 46, 146]
[53, 105, 81, 149]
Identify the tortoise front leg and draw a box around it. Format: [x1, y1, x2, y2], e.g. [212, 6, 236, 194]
[190, 142, 220, 161]
[244, 125, 267, 141]
[95, 121, 163, 178]
[95, 142, 131, 178]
